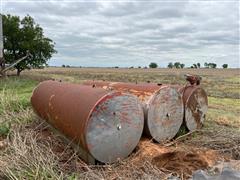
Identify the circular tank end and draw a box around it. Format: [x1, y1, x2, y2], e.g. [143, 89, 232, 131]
[185, 87, 208, 131]
[147, 86, 184, 142]
[86, 92, 144, 163]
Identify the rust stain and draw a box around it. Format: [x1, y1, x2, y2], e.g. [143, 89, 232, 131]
[84, 80, 164, 103]
[175, 84, 208, 131]
[84, 80, 208, 134]
[84, 80, 184, 142]
[31, 81, 116, 151]
[31, 80, 144, 164]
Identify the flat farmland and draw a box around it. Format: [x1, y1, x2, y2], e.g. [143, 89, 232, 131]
[0, 67, 239, 179]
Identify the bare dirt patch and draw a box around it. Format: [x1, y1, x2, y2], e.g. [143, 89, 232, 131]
[128, 139, 221, 179]
[152, 149, 218, 178]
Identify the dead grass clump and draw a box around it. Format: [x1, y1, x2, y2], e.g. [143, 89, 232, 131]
[0, 108, 34, 124]
[183, 125, 240, 160]
[0, 120, 169, 180]
[75, 161, 167, 180]
[0, 108, 34, 139]
[0, 126, 64, 179]
[215, 116, 240, 128]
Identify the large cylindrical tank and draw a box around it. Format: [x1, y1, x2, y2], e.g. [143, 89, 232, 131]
[31, 81, 144, 164]
[177, 85, 208, 131]
[83, 81, 184, 143]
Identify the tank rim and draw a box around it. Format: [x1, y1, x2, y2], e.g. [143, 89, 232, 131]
[146, 85, 183, 142]
[184, 85, 208, 106]
[184, 86, 208, 131]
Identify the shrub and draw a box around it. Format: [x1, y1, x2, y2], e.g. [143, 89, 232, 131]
[149, 62, 158, 68]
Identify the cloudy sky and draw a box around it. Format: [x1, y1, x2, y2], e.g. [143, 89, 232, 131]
[2, 0, 239, 67]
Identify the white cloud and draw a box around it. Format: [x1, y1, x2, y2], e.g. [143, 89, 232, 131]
[2, 0, 240, 67]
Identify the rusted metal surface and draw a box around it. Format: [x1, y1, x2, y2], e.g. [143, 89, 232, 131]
[84, 81, 184, 142]
[184, 74, 202, 85]
[178, 85, 208, 131]
[31, 80, 144, 164]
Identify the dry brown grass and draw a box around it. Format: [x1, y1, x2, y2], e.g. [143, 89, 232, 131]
[1, 118, 226, 180]
[182, 124, 240, 160]
[20, 67, 240, 99]
[1, 67, 239, 179]
[0, 120, 169, 180]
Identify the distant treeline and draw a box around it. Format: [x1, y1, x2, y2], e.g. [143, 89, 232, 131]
[148, 62, 228, 69]
[61, 62, 229, 69]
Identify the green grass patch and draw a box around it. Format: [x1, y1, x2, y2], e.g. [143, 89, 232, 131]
[0, 77, 38, 114]
[0, 122, 10, 137]
[175, 125, 188, 137]
[224, 76, 240, 83]
[208, 96, 240, 113]
[207, 96, 240, 128]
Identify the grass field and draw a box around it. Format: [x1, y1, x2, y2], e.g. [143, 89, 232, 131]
[0, 67, 239, 179]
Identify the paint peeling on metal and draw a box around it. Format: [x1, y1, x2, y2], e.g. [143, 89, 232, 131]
[83, 81, 184, 143]
[86, 94, 144, 163]
[31, 80, 144, 164]
[178, 85, 208, 131]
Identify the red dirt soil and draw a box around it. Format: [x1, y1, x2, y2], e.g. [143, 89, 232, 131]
[131, 138, 221, 178]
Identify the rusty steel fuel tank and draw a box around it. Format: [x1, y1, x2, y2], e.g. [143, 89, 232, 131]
[83, 81, 184, 143]
[31, 80, 144, 164]
[177, 84, 208, 131]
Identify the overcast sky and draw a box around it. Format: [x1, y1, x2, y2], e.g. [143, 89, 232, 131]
[2, 0, 239, 67]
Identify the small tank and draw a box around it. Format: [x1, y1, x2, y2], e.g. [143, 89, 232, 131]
[178, 85, 208, 131]
[172, 74, 208, 131]
[31, 80, 144, 164]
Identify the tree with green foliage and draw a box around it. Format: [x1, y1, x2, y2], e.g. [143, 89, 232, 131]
[197, 63, 201, 68]
[167, 62, 173, 68]
[2, 14, 56, 76]
[174, 62, 181, 68]
[180, 63, 185, 69]
[167, 62, 185, 69]
[204, 62, 209, 68]
[204, 62, 217, 68]
[192, 64, 197, 68]
[209, 63, 217, 68]
[222, 64, 228, 69]
[149, 62, 158, 68]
